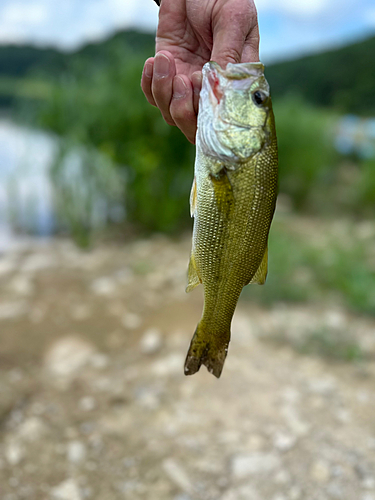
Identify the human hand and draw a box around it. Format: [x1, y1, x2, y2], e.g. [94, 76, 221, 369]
[141, 0, 259, 144]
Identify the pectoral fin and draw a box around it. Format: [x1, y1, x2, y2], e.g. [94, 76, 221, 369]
[249, 246, 268, 285]
[190, 177, 197, 217]
[210, 169, 234, 215]
[186, 253, 201, 292]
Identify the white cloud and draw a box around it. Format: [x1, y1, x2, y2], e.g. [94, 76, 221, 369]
[0, 0, 158, 48]
[257, 0, 333, 18]
[2, 1, 49, 25]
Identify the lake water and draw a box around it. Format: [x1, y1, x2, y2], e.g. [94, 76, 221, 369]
[0, 119, 125, 252]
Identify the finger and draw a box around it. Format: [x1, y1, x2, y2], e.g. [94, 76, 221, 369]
[211, 3, 259, 68]
[192, 71, 202, 116]
[241, 26, 260, 62]
[170, 75, 197, 144]
[152, 50, 176, 126]
[141, 57, 157, 106]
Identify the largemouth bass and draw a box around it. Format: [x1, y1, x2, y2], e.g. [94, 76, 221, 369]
[185, 61, 278, 378]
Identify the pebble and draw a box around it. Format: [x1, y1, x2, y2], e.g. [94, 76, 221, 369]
[17, 417, 46, 441]
[5, 440, 24, 465]
[121, 312, 142, 329]
[0, 257, 16, 276]
[0, 301, 28, 320]
[310, 460, 331, 483]
[289, 486, 302, 500]
[90, 276, 117, 296]
[22, 253, 56, 272]
[140, 328, 163, 354]
[163, 458, 192, 493]
[44, 336, 96, 378]
[67, 441, 86, 463]
[308, 377, 337, 395]
[221, 485, 260, 500]
[51, 479, 82, 500]
[363, 478, 375, 490]
[8, 275, 34, 295]
[231, 452, 281, 479]
[273, 432, 297, 452]
[151, 354, 184, 376]
[79, 396, 97, 412]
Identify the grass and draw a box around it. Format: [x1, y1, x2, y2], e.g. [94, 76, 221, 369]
[267, 326, 364, 362]
[243, 213, 375, 317]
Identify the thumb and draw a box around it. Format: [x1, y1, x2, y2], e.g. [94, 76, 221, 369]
[211, 24, 244, 69]
[211, 4, 259, 68]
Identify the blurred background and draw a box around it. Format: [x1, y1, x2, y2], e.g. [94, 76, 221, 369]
[0, 0, 375, 499]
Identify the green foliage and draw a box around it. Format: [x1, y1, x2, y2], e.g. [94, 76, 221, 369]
[37, 47, 194, 234]
[244, 216, 375, 317]
[266, 34, 375, 116]
[274, 96, 339, 210]
[5, 30, 375, 237]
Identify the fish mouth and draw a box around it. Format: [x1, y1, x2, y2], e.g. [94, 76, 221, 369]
[197, 61, 269, 162]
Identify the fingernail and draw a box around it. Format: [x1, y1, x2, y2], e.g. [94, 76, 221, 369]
[154, 53, 170, 77]
[173, 76, 187, 99]
[145, 62, 153, 78]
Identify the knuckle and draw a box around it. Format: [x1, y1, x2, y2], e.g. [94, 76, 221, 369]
[171, 102, 196, 124]
[221, 47, 242, 64]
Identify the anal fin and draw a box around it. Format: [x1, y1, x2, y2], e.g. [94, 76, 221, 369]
[249, 245, 268, 285]
[186, 253, 201, 292]
[190, 177, 197, 217]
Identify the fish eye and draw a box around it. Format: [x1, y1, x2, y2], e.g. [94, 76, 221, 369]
[252, 90, 267, 106]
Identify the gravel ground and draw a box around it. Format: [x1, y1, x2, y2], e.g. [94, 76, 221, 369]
[0, 229, 375, 500]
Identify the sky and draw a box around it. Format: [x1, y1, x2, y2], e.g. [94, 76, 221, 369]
[0, 0, 374, 62]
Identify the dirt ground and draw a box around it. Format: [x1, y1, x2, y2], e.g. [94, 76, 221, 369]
[0, 228, 375, 500]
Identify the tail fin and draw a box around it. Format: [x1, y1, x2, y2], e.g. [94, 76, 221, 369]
[184, 322, 229, 378]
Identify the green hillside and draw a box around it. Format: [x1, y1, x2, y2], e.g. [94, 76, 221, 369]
[265, 34, 375, 115]
[0, 30, 374, 114]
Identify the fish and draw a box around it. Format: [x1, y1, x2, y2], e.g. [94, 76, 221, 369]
[184, 61, 278, 378]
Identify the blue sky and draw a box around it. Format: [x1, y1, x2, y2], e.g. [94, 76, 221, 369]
[0, 0, 374, 62]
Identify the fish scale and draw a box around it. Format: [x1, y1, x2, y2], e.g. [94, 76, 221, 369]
[184, 61, 278, 378]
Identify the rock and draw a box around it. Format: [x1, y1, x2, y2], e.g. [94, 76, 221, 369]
[362, 495, 375, 500]
[163, 458, 192, 493]
[334, 408, 351, 423]
[90, 277, 117, 296]
[78, 396, 97, 412]
[308, 377, 337, 395]
[274, 470, 291, 484]
[273, 432, 297, 452]
[231, 312, 254, 344]
[51, 479, 82, 500]
[90, 354, 109, 369]
[5, 440, 24, 465]
[221, 486, 260, 500]
[8, 275, 34, 295]
[310, 460, 331, 483]
[288, 486, 301, 500]
[363, 478, 375, 490]
[231, 452, 281, 479]
[0, 257, 16, 276]
[70, 304, 91, 321]
[44, 336, 96, 378]
[22, 253, 56, 272]
[282, 405, 310, 436]
[67, 441, 86, 463]
[17, 417, 46, 442]
[0, 301, 28, 320]
[140, 328, 162, 354]
[151, 354, 184, 376]
[121, 312, 142, 330]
